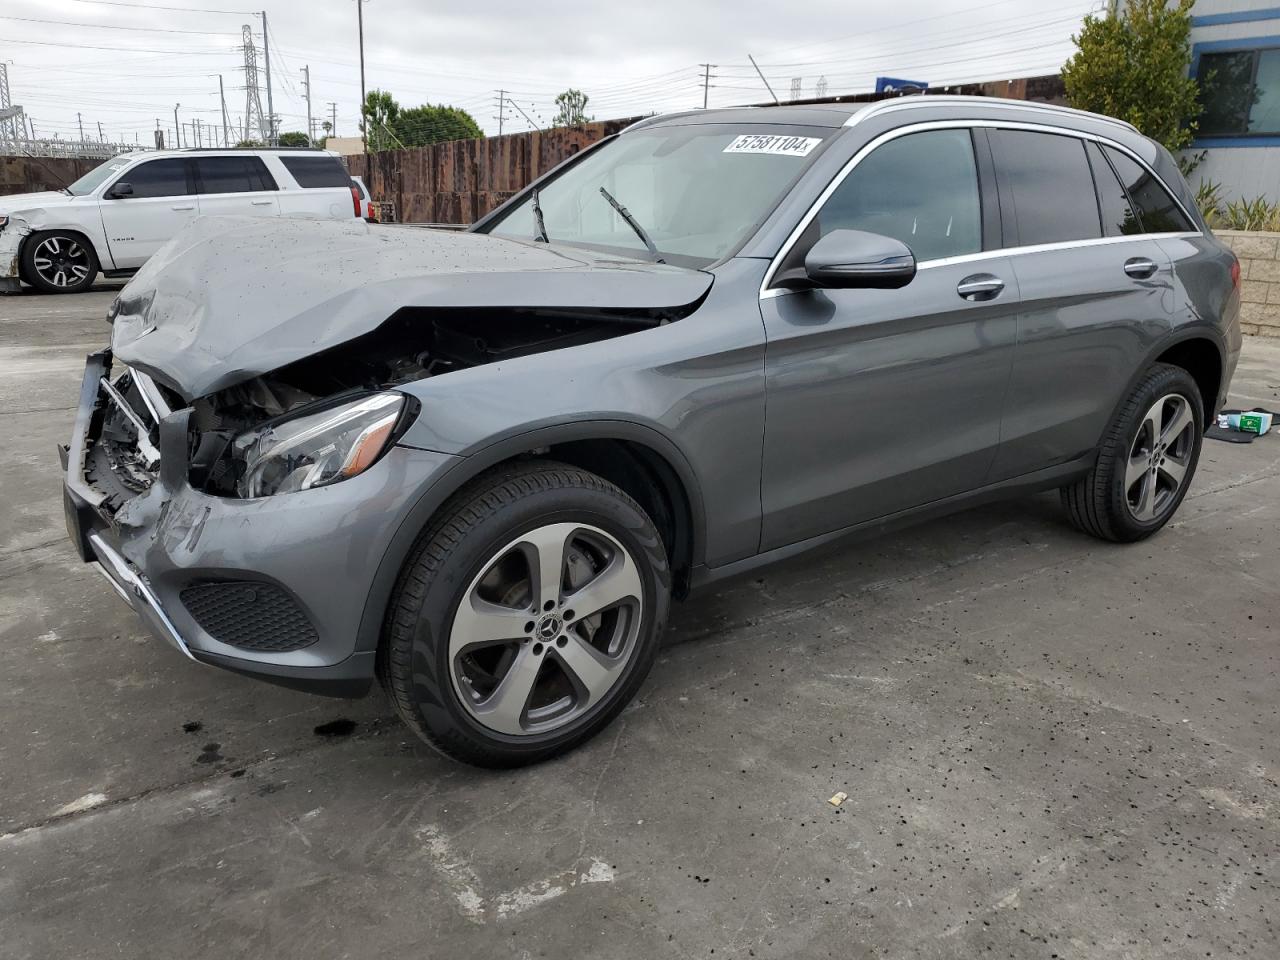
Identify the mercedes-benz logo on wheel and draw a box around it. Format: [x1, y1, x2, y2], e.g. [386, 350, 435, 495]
[537, 615, 562, 640]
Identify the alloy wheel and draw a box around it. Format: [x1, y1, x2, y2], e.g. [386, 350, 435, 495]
[31, 236, 91, 289]
[1125, 393, 1195, 522]
[448, 522, 645, 736]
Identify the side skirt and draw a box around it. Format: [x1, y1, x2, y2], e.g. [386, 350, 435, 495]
[690, 453, 1096, 590]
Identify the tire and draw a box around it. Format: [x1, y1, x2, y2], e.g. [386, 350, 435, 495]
[20, 230, 100, 294]
[380, 461, 670, 767]
[1061, 362, 1204, 543]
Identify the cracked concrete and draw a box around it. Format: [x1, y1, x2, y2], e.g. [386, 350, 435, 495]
[1, 284, 1278, 959]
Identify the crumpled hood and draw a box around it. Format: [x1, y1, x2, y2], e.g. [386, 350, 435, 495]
[111, 215, 712, 400]
[0, 191, 78, 215]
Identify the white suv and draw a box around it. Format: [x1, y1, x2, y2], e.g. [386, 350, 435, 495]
[0, 148, 361, 295]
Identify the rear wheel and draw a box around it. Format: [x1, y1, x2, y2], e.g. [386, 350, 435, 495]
[380, 461, 670, 767]
[1061, 363, 1203, 542]
[21, 231, 99, 294]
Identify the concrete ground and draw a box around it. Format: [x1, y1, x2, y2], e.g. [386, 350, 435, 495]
[1, 283, 1277, 960]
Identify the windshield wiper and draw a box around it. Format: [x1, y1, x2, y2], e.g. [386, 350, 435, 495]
[598, 186, 662, 262]
[531, 187, 549, 243]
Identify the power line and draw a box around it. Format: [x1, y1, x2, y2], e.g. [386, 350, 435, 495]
[0, 37, 233, 55]
[68, 0, 255, 13]
[0, 15, 239, 35]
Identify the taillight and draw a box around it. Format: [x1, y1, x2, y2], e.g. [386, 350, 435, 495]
[351, 186, 361, 217]
[1230, 255, 1241, 290]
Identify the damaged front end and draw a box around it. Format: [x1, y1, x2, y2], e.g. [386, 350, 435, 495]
[60, 299, 676, 694]
[0, 215, 31, 294]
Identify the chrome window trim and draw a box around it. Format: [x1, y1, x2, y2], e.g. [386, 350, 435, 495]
[759, 117, 1200, 299]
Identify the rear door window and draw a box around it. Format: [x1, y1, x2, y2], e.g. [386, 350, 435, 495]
[117, 158, 192, 198]
[992, 129, 1101, 246]
[1101, 145, 1193, 233]
[816, 128, 982, 262]
[195, 156, 278, 194]
[279, 155, 351, 188]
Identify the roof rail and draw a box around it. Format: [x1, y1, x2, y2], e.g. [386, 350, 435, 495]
[845, 96, 1139, 134]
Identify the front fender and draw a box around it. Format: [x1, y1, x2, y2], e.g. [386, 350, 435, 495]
[0, 216, 31, 289]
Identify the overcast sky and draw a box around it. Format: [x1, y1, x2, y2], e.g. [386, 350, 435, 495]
[2, 0, 1104, 147]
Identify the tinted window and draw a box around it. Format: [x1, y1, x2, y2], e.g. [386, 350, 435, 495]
[117, 158, 190, 199]
[196, 156, 277, 194]
[994, 130, 1100, 246]
[1102, 146, 1193, 233]
[817, 129, 981, 262]
[280, 155, 351, 188]
[1086, 141, 1140, 236]
[1198, 48, 1280, 135]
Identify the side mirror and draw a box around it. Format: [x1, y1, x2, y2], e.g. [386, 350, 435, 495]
[799, 229, 916, 290]
[106, 182, 134, 199]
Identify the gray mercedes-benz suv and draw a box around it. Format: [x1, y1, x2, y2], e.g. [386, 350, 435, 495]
[62, 97, 1240, 766]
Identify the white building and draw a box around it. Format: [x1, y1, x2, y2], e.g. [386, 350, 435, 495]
[1177, 2, 1280, 199]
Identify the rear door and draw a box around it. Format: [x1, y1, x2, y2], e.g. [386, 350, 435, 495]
[987, 129, 1186, 480]
[274, 154, 357, 220]
[759, 126, 1021, 550]
[193, 155, 280, 218]
[98, 157, 197, 269]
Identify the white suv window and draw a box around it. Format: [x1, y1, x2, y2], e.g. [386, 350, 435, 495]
[116, 158, 191, 199]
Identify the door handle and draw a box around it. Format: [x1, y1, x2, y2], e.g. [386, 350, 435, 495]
[250, 199, 274, 206]
[1124, 257, 1158, 279]
[170, 204, 195, 211]
[957, 274, 1005, 301]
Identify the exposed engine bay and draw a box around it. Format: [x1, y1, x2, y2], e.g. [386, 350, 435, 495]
[186, 307, 660, 496]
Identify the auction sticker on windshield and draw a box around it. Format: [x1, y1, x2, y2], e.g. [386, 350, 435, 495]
[723, 134, 822, 157]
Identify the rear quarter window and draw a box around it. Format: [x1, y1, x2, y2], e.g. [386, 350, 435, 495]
[1101, 145, 1193, 234]
[279, 155, 352, 188]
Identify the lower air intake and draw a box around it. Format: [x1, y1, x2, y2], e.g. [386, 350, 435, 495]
[180, 581, 319, 653]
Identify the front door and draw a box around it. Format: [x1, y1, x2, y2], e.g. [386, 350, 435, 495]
[98, 157, 197, 269]
[759, 127, 1020, 550]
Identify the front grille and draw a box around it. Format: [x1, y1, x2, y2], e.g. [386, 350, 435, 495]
[180, 581, 319, 653]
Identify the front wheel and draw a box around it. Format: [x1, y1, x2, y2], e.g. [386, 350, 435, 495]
[380, 461, 670, 767]
[1061, 362, 1203, 542]
[21, 231, 100, 294]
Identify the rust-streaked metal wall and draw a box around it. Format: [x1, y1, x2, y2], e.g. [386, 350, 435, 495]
[1, 155, 99, 197]
[346, 118, 643, 225]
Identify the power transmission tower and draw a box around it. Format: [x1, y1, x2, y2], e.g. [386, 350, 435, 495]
[0, 64, 26, 150]
[815, 75, 828, 98]
[261, 11, 275, 145]
[789, 77, 802, 101]
[242, 24, 268, 143]
[699, 64, 716, 109]
[301, 65, 313, 145]
[77, 112, 86, 143]
[219, 75, 231, 147]
[494, 89, 507, 136]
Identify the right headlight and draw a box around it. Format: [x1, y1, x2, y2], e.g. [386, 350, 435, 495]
[232, 392, 407, 498]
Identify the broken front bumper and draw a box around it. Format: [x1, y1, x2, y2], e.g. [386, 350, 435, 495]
[0, 216, 29, 293]
[62, 350, 459, 697]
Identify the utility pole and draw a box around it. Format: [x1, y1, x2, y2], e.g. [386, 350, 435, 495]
[219, 75, 231, 147]
[747, 54, 779, 105]
[77, 112, 85, 142]
[174, 103, 181, 148]
[699, 63, 715, 109]
[494, 89, 507, 136]
[195, 117, 202, 147]
[261, 11, 275, 145]
[302, 65, 313, 145]
[328, 101, 338, 137]
[356, 0, 367, 155]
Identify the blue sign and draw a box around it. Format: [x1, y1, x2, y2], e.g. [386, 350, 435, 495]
[876, 77, 929, 93]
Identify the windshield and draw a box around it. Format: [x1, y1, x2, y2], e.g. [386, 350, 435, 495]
[483, 124, 835, 266]
[66, 156, 134, 196]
